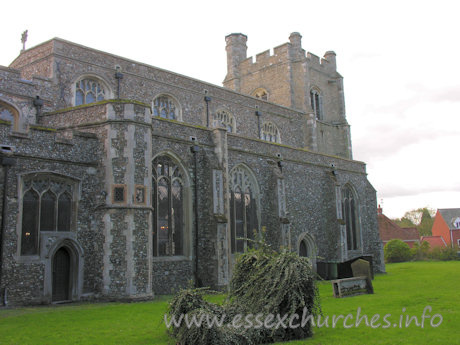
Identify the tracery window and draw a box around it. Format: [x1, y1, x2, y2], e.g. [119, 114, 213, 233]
[0, 101, 18, 130]
[261, 122, 280, 143]
[342, 185, 360, 251]
[20, 176, 76, 256]
[152, 156, 185, 256]
[75, 78, 106, 106]
[310, 88, 323, 120]
[230, 166, 260, 253]
[213, 109, 235, 133]
[252, 88, 268, 101]
[153, 95, 179, 120]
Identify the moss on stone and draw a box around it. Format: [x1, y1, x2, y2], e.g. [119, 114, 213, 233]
[43, 99, 151, 116]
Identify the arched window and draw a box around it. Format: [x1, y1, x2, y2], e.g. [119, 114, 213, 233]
[152, 155, 186, 256]
[75, 78, 107, 106]
[310, 88, 323, 120]
[230, 165, 260, 253]
[252, 88, 269, 101]
[20, 176, 76, 256]
[342, 185, 360, 251]
[152, 95, 180, 120]
[261, 122, 280, 143]
[0, 101, 19, 131]
[213, 109, 235, 133]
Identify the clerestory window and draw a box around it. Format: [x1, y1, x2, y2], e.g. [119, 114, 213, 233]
[261, 121, 281, 143]
[152, 95, 180, 120]
[75, 78, 107, 106]
[0, 101, 19, 131]
[213, 109, 235, 133]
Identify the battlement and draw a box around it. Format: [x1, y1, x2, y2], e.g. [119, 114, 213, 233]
[238, 43, 294, 74]
[307, 51, 336, 71]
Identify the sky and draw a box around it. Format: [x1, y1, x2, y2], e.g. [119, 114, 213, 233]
[1, 0, 459, 219]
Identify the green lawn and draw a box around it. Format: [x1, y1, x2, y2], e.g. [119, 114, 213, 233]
[0, 261, 459, 344]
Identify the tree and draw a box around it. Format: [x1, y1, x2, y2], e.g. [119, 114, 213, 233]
[384, 239, 412, 263]
[418, 208, 434, 236]
[392, 207, 435, 236]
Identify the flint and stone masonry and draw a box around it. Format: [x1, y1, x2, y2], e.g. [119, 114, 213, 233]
[0, 33, 384, 306]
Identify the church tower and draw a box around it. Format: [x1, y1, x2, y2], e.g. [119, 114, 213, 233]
[223, 32, 352, 159]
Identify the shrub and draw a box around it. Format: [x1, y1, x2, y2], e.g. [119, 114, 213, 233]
[167, 244, 320, 345]
[384, 239, 411, 263]
[410, 241, 430, 260]
[429, 246, 460, 261]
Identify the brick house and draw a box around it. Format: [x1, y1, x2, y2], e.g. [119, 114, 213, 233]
[377, 207, 420, 248]
[0, 33, 384, 306]
[431, 208, 460, 247]
[420, 236, 447, 249]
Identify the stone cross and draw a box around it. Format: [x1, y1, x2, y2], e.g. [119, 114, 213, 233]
[21, 30, 28, 51]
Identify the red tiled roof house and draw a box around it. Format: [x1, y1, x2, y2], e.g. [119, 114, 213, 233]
[377, 207, 420, 248]
[432, 208, 460, 247]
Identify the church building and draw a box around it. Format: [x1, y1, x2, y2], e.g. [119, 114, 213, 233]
[0, 32, 384, 305]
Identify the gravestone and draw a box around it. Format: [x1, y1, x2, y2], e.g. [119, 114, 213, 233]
[351, 259, 372, 280]
[331, 276, 374, 298]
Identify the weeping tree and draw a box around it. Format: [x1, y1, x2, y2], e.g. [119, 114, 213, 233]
[167, 241, 320, 345]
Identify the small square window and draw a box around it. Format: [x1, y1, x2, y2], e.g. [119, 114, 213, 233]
[113, 185, 126, 204]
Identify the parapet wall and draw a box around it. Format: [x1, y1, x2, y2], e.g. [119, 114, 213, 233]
[239, 43, 293, 75]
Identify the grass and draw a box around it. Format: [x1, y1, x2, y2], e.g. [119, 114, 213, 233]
[0, 261, 459, 344]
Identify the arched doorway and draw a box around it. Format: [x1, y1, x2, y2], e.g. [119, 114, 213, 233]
[299, 240, 310, 257]
[52, 247, 71, 302]
[298, 234, 317, 271]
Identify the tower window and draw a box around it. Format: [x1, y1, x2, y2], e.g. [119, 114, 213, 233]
[310, 88, 323, 120]
[252, 88, 269, 101]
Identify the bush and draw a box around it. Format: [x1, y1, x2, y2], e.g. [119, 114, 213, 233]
[384, 239, 412, 263]
[167, 244, 320, 345]
[429, 246, 460, 261]
[410, 241, 430, 260]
